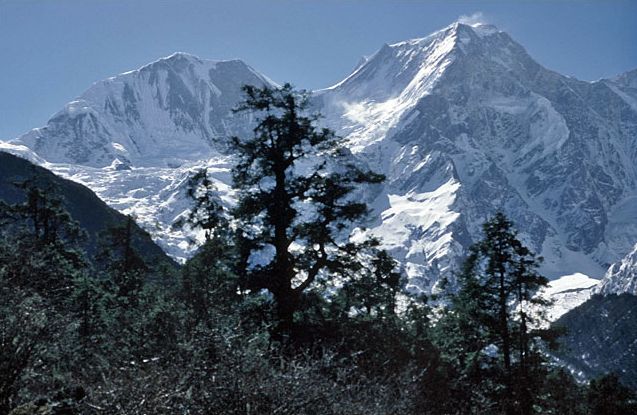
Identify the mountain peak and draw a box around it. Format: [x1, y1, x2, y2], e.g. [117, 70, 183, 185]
[387, 21, 501, 49]
[454, 21, 500, 36]
[132, 51, 215, 75]
[325, 20, 510, 101]
[163, 51, 201, 61]
[13, 51, 275, 167]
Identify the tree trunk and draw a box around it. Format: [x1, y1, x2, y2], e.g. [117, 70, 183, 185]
[498, 267, 513, 415]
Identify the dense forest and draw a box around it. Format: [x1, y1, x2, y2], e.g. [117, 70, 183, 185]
[1, 84, 636, 415]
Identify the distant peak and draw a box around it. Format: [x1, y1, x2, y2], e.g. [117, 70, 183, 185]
[449, 21, 501, 39]
[118, 52, 213, 76]
[157, 53, 252, 69]
[386, 20, 501, 50]
[460, 22, 500, 37]
[456, 12, 492, 28]
[162, 51, 202, 62]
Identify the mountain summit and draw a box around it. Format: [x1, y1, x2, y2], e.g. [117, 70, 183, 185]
[4, 21, 637, 295]
[14, 54, 275, 167]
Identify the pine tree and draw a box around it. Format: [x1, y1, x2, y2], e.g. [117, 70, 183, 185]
[0, 180, 86, 303]
[338, 249, 403, 318]
[230, 83, 384, 335]
[435, 212, 554, 414]
[97, 215, 147, 302]
[176, 168, 239, 327]
[540, 367, 587, 415]
[0, 181, 88, 411]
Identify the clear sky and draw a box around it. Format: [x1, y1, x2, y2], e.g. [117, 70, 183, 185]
[1, 0, 636, 139]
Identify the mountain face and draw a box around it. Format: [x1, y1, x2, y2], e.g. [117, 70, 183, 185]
[14, 53, 275, 168]
[6, 54, 273, 258]
[316, 22, 637, 291]
[538, 273, 600, 321]
[4, 22, 637, 295]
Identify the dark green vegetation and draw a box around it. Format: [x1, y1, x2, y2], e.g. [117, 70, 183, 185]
[2, 85, 636, 414]
[554, 294, 637, 390]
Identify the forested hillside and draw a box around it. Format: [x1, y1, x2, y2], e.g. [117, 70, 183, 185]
[2, 84, 636, 415]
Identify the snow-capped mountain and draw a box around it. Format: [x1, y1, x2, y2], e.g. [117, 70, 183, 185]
[316, 22, 637, 291]
[7, 53, 274, 258]
[14, 53, 275, 167]
[4, 22, 637, 296]
[538, 273, 600, 321]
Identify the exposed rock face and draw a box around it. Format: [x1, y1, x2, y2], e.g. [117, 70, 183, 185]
[316, 22, 637, 290]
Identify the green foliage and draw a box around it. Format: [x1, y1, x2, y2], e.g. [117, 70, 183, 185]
[539, 367, 588, 415]
[173, 168, 226, 242]
[336, 249, 403, 318]
[433, 213, 561, 414]
[180, 237, 239, 329]
[0, 285, 49, 414]
[173, 167, 242, 329]
[0, 180, 87, 305]
[97, 215, 148, 301]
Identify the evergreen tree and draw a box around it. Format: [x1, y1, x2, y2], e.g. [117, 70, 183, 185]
[540, 367, 587, 415]
[337, 249, 403, 318]
[230, 83, 383, 335]
[97, 215, 147, 302]
[434, 212, 555, 414]
[0, 182, 88, 412]
[176, 168, 239, 327]
[174, 168, 226, 242]
[0, 180, 86, 304]
[11, 179, 83, 245]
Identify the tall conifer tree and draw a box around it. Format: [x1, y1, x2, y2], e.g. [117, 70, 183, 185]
[435, 213, 554, 414]
[230, 83, 384, 334]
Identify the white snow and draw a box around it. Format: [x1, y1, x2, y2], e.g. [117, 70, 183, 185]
[538, 273, 600, 321]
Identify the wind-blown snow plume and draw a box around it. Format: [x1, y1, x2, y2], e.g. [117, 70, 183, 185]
[458, 12, 487, 26]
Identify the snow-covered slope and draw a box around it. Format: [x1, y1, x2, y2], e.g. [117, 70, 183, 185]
[315, 22, 637, 291]
[3, 22, 637, 293]
[6, 53, 274, 259]
[538, 273, 600, 321]
[13, 53, 275, 167]
[604, 69, 637, 113]
[597, 243, 637, 295]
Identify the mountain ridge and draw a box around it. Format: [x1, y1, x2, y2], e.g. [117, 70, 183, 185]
[0, 151, 174, 267]
[13, 54, 275, 167]
[3, 20, 637, 296]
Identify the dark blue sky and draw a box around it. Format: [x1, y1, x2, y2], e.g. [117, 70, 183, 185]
[1, 0, 636, 139]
